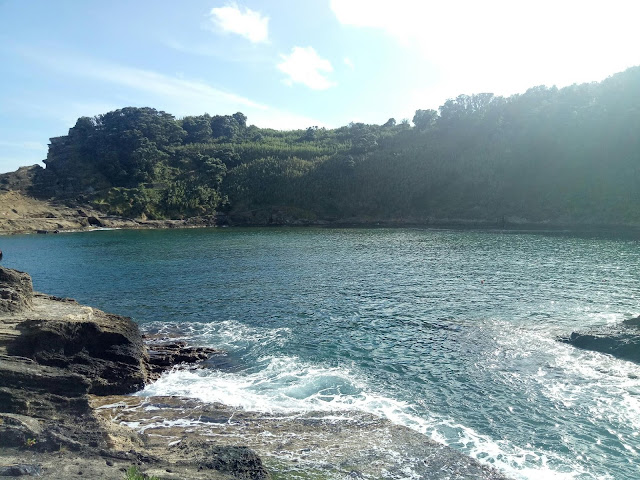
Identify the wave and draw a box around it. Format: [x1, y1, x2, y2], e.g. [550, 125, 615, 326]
[135, 320, 629, 480]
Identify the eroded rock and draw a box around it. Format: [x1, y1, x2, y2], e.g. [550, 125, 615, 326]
[0, 267, 33, 313]
[8, 309, 148, 395]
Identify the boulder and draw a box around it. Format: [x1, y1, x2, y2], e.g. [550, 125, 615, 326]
[173, 440, 268, 480]
[0, 267, 33, 313]
[7, 301, 149, 395]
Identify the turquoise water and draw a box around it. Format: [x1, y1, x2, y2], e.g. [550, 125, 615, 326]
[2, 227, 640, 479]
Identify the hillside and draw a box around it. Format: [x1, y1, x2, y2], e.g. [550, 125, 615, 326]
[4, 66, 640, 229]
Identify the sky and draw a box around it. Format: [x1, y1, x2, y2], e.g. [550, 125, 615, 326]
[1, 0, 639, 173]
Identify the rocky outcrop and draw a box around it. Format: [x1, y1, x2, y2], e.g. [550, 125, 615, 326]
[0, 266, 220, 406]
[0, 267, 33, 313]
[8, 303, 149, 395]
[0, 265, 272, 479]
[560, 315, 640, 363]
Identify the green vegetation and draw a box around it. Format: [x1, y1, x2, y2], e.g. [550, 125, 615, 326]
[124, 466, 159, 480]
[35, 66, 640, 227]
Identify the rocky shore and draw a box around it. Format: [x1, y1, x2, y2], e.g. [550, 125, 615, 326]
[0, 266, 263, 479]
[0, 190, 220, 235]
[0, 266, 511, 479]
[3, 183, 640, 237]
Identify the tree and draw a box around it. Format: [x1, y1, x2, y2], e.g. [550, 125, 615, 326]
[182, 115, 213, 144]
[211, 115, 240, 140]
[412, 109, 438, 129]
[232, 112, 247, 130]
[302, 126, 318, 141]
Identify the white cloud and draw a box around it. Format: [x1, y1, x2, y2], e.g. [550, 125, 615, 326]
[277, 47, 336, 90]
[343, 57, 354, 70]
[330, 0, 640, 105]
[18, 48, 265, 111]
[209, 3, 269, 44]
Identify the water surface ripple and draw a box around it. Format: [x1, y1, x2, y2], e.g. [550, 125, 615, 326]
[3, 227, 639, 479]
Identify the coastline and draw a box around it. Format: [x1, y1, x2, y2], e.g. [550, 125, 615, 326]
[2, 190, 640, 238]
[0, 265, 512, 479]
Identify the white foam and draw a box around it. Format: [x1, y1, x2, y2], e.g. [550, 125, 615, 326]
[136, 352, 586, 480]
[143, 319, 291, 351]
[137, 355, 412, 416]
[137, 320, 640, 480]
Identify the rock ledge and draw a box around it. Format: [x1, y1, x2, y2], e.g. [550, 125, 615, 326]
[560, 315, 640, 364]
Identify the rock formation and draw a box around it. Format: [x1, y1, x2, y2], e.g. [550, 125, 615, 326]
[0, 267, 33, 313]
[560, 315, 640, 364]
[0, 265, 266, 479]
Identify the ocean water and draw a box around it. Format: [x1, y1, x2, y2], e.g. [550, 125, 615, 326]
[2, 227, 639, 479]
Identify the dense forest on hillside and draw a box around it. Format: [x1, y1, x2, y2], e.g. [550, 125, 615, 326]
[16, 66, 640, 226]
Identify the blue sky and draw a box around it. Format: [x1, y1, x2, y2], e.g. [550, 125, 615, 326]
[1, 0, 639, 173]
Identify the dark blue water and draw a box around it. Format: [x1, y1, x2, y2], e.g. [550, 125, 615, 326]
[2, 228, 639, 480]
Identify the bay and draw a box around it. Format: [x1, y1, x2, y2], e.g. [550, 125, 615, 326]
[2, 227, 639, 480]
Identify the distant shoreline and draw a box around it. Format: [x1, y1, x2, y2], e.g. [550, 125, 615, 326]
[4, 215, 640, 239]
[3, 185, 639, 237]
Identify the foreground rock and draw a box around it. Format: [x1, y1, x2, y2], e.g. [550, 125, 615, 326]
[0, 266, 512, 479]
[560, 315, 640, 364]
[93, 395, 510, 480]
[0, 266, 244, 479]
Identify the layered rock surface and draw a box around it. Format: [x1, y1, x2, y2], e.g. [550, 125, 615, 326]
[0, 188, 220, 234]
[93, 396, 510, 480]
